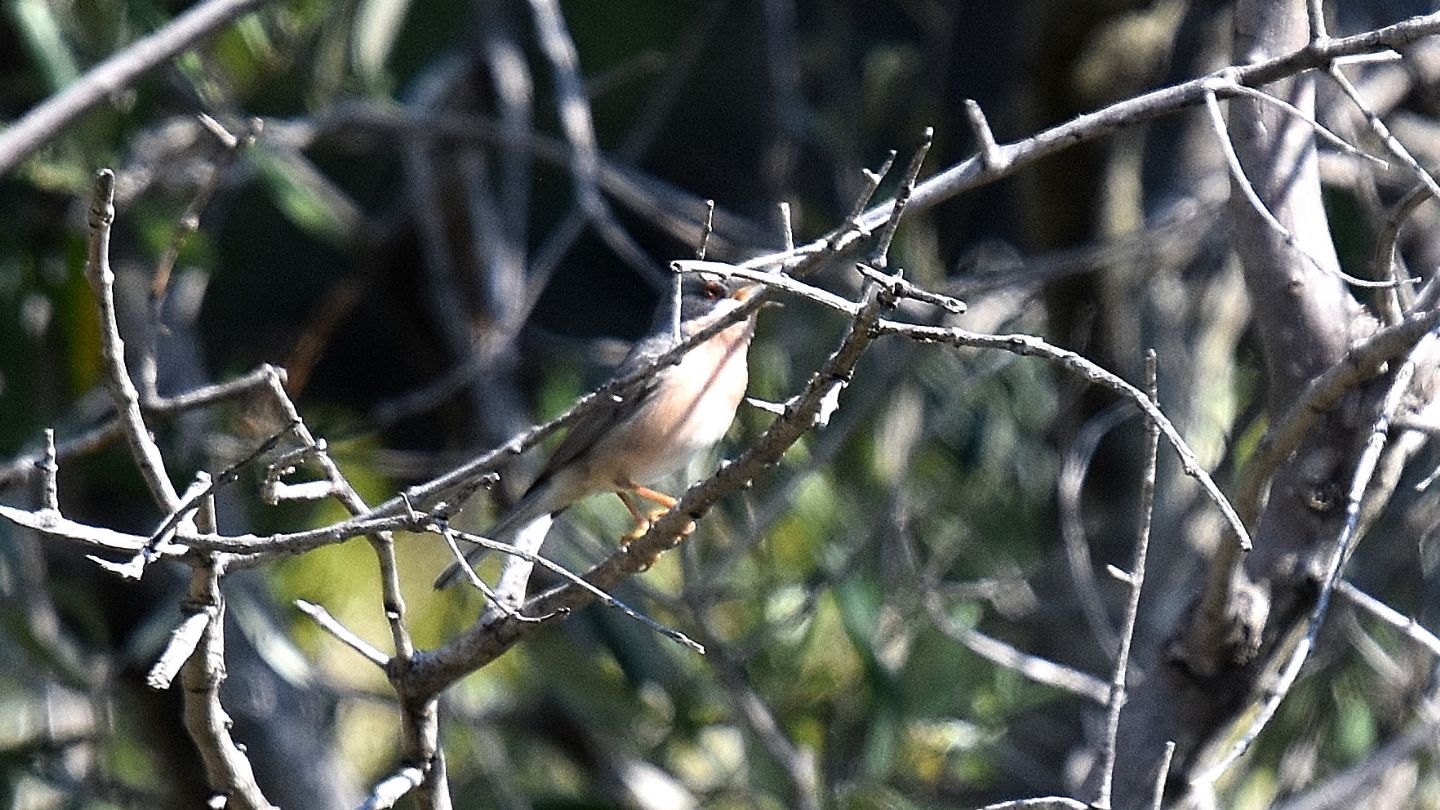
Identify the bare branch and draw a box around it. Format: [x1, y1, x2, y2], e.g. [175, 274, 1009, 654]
[444, 525, 699, 651]
[1203, 89, 1393, 289]
[1193, 325, 1440, 789]
[977, 798, 1087, 810]
[1222, 81, 1384, 167]
[839, 150, 897, 240]
[1238, 308, 1440, 527]
[0, 504, 151, 554]
[871, 128, 933, 267]
[0, 0, 278, 177]
[1092, 352, 1162, 810]
[873, 320, 1252, 551]
[963, 99, 1003, 171]
[740, 13, 1440, 275]
[40, 429, 58, 512]
[84, 169, 180, 510]
[1151, 741, 1177, 810]
[778, 201, 794, 251]
[1306, 0, 1329, 43]
[145, 609, 212, 691]
[295, 600, 391, 669]
[1327, 62, 1440, 214]
[1336, 579, 1440, 659]
[920, 586, 1109, 703]
[178, 552, 277, 810]
[356, 767, 426, 810]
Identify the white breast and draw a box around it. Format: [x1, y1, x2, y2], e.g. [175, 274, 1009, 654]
[600, 320, 754, 487]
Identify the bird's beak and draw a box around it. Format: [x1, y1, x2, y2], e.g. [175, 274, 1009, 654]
[730, 282, 762, 302]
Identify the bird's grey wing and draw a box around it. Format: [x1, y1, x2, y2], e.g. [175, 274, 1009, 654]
[532, 333, 671, 485]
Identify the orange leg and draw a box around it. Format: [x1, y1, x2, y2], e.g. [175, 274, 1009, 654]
[629, 484, 677, 509]
[616, 491, 649, 543]
[617, 483, 695, 542]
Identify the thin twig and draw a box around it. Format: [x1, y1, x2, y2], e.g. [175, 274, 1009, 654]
[0, 503, 430, 559]
[0, 0, 278, 177]
[920, 585, 1109, 702]
[1326, 61, 1440, 310]
[1327, 63, 1440, 215]
[874, 320, 1252, 552]
[145, 609, 213, 691]
[838, 150, 897, 241]
[444, 525, 700, 652]
[963, 99, 1003, 171]
[1222, 81, 1383, 167]
[433, 521, 506, 604]
[1093, 351, 1161, 809]
[356, 767, 426, 810]
[1369, 181, 1429, 320]
[696, 198, 716, 259]
[1336, 579, 1440, 659]
[1151, 741, 1177, 810]
[40, 429, 58, 511]
[854, 261, 966, 313]
[84, 169, 181, 511]
[432, 520, 553, 625]
[1203, 89, 1394, 289]
[676, 260, 859, 313]
[871, 128, 932, 268]
[135, 420, 299, 567]
[295, 599, 391, 668]
[977, 798, 1087, 810]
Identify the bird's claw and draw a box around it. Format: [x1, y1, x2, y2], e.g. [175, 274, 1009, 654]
[619, 509, 696, 544]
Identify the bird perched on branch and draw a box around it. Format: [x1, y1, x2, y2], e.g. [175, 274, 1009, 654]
[434, 270, 761, 597]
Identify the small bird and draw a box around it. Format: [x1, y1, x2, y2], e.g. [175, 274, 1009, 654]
[434, 270, 761, 594]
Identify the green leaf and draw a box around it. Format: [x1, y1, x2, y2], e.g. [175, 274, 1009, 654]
[248, 146, 354, 249]
[7, 0, 81, 92]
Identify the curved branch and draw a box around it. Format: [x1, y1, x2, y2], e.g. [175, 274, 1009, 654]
[0, 0, 278, 177]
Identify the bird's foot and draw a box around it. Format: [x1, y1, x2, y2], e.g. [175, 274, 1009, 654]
[619, 509, 695, 544]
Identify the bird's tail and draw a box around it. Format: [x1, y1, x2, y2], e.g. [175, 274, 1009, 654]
[432, 486, 557, 590]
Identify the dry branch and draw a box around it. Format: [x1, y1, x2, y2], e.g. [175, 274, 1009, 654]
[0, 0, 277, 177]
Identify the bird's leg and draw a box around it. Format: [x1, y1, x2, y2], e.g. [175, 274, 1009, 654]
[617, 484, 695, 542]
[616, 491, 650, 543]
[632, 485, 694, 533]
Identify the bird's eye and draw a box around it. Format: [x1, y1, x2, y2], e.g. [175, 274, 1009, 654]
[702, 281, 726, 300]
